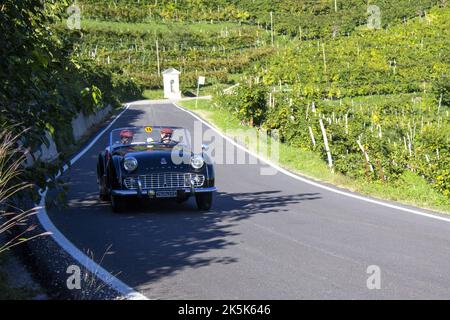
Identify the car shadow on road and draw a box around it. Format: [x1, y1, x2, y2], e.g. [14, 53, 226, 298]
[59, 190, 322, 288]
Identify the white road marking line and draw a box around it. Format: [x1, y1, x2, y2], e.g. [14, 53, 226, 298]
[37, 104, 149, 300]
[173, 102, 450, 224]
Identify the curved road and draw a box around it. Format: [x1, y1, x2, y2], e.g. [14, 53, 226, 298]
[47, 102, 450, 299]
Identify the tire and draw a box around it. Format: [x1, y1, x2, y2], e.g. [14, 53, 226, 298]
[97, 156, 109, 201]
[195, 192, 213, 211]
[111, 195, 126, 213]
[98, 176, 109, 201]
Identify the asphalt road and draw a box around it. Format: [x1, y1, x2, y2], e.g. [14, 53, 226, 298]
[47, 102, 450, 299]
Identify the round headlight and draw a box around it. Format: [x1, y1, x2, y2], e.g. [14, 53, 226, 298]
[191, 155, 204, 169]
[124, 157, 138, 172]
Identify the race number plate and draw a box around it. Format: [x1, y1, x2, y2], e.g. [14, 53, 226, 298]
[155, 191, 177, 198]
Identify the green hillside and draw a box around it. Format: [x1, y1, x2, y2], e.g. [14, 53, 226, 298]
[71, 19, 273, 90]
[79, 0, 441, 38]
[259, 5, 449, 98]
[215, 5, 450, 199]
[74, 0, 443, 92]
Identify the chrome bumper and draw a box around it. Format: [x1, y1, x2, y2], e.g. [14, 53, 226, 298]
[111, 187, 217, 197]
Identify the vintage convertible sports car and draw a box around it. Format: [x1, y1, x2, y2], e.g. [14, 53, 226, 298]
[97, 126, 216, 212]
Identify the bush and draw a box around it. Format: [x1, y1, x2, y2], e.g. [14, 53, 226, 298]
[433, 74, 450, 108]
[218, 83, 268, 126]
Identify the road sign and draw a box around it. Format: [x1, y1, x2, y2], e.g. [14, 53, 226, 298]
[198, 76, 206, 85]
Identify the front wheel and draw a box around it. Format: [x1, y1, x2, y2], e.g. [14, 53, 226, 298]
[111, 195, 127, 213]
[98, 176, 109, 201]
[195, 192, 213, 211]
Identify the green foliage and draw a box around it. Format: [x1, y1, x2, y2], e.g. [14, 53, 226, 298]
[433, 74, 450, 107]
[215, 83, 268, 126]
[79, 0, 250, 23]
[216, 87, 450, 197]
[258, 6, 450, 99]
[0, 0, 142, 150]
[1, 0, 69, 149]
[414, 125, 450, 197]
[0, 0, 142, 196]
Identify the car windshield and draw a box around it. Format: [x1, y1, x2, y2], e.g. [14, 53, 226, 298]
[110, 126, 191, 149]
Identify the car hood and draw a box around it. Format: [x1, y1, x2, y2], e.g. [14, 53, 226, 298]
[118, 148, 193, 169]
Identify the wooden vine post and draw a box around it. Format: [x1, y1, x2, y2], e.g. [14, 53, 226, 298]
[357, 139, 374, 172]
[156, 39, 161, 75]
[270, 11, 274, 47]
[309, 126, 316, 147]
[319, 118, 333, 168]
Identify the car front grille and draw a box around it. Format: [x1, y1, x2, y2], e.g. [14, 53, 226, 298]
[123, 173, 205, 190]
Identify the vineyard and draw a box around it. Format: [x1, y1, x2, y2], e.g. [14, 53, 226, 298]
[74, 0, 443, 91]
[70, 19, 274, 89]
[256, 5, 450, 98]
[214, 5, 450, 199]
[79, 0, 442, 38]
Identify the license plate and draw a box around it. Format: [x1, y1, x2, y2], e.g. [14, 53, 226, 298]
[155, 191, 177, 198]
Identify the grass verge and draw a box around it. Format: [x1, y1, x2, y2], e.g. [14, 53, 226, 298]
[143, 83, 236, 100]
[143, 89, 164, 100]
[179, 99, 450, 214]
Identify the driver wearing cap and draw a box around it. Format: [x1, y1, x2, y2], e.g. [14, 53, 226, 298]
[160, 128, 174, 144]
[120, 129, 134, 145]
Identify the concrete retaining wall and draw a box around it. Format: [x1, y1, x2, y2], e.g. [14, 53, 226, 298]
[25, 105, 113, 166]
[71, 105, 112, 143]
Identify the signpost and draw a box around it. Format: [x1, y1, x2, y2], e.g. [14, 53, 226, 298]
[196, 76, 206, 108]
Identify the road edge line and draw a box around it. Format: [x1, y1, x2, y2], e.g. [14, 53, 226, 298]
[172, 102, 450, 224]
[36, 103, 149, 300]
